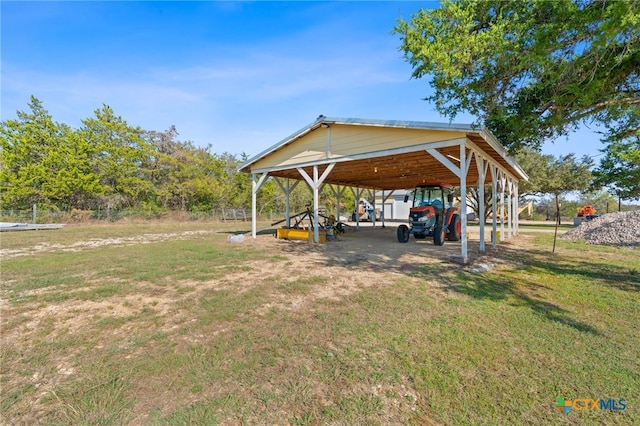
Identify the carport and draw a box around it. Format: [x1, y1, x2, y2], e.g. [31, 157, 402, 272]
[239, 116, 528, 261]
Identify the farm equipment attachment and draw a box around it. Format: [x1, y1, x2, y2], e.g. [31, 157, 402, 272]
[272, 208, 346, 242]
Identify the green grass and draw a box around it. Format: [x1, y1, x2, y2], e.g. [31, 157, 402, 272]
[1, 222, 638, 425]
[49, 370, 134, 425]
[517, 222, 574, 230]
[277, 275, 328, 295]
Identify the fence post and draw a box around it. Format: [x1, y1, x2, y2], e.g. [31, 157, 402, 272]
[33, 204, 37, 224]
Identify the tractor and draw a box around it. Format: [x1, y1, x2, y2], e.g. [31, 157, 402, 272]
[397, 184, 461, 245]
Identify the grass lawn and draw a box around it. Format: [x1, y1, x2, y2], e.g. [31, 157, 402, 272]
[1, 221, 638, 425]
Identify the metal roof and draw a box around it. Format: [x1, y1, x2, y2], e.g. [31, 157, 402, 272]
[239, 116, 528, 190]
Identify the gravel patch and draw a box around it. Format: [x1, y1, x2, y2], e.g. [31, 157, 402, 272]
[0, 230, 216, 258]
[561, 210, 640, 246]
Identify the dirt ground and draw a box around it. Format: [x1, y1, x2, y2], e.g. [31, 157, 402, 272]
[259, 221, 521, 262]
[1, 222, 530, 424]
[0, 221, 522, 267]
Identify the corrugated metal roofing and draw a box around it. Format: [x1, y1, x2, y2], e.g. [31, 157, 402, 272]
[241, 116, 482, 170]
[239, 116, 528, 189]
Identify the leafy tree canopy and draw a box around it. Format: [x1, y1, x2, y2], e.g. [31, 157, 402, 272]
[394, 0, 640, 151]
[512, 148, 593, 197]
[593, 136, 640, 200]
[1, 96, 335, 214]
[0, 96, 105, 209]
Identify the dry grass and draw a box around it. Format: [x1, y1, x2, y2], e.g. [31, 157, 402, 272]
[1, 221, 638, 425]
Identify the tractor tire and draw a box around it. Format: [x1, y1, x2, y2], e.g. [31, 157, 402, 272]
[433, 225, 446, 246]
[397, 225, 410, 243]
[447, 214, 461, 241]
[414, 233, 426, 240]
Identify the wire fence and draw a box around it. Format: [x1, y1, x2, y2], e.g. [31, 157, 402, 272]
[0, 206, 288, 224]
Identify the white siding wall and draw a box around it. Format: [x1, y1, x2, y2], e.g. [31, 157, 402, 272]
[375, 191, 412, 220]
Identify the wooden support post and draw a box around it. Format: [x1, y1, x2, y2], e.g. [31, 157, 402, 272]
[350, 187, 364, 229]
[475, 155, 487, 251]
[513, 181, 517, 237]
[460, 143, 468, 261]
[297, 164, 335, 243]
[490, 165, 498, 247]
[251, 173, 268, 238]
[507, 179, 513, 239]
[500, 173, 506, 242]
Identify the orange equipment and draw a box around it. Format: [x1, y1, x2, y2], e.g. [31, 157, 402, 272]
[575, 205, 600, 223]
[577, 205, 597, 217]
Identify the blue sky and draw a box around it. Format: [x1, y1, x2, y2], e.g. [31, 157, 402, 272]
[2, 1, 605, 160]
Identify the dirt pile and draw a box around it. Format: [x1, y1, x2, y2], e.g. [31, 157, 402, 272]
[561, 210, 640, 246]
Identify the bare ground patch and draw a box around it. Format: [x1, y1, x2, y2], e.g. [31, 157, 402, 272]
[1, 224, 549, 424]
[0, 229, 218, 258]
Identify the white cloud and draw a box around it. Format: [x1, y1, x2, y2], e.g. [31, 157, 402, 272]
[1, 2, 433, 156]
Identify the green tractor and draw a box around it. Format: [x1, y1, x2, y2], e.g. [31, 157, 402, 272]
[397, 184, 461, 245]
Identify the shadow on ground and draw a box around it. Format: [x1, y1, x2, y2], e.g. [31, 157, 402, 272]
[218, 228, 276, 236]
[268, 226, 638, 336]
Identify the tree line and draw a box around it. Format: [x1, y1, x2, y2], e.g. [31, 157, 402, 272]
[1, 96, 635, 224]
[0, 96, 327, 216]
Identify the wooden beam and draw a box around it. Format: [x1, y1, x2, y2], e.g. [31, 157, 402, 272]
[426, 148, 461, 178]
[251, 137, 467, 175]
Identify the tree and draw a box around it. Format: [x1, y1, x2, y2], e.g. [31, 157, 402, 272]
[1, 96, 58, 209]
[79, 105, 153, 211]
[0, 96, 104, 210]
[394, 0, 640, 151]
[512, 148, 557, 198]
[464, 186, 493, 222]
[512, 150, 593, 217]
[142, 127, 224, 211]
[593, 137, 640, 202]
[510, 151, 593, 251]
[540, 153, 593, 251]
[40, 125, 106, 210]
[509, 149, 593, 251]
